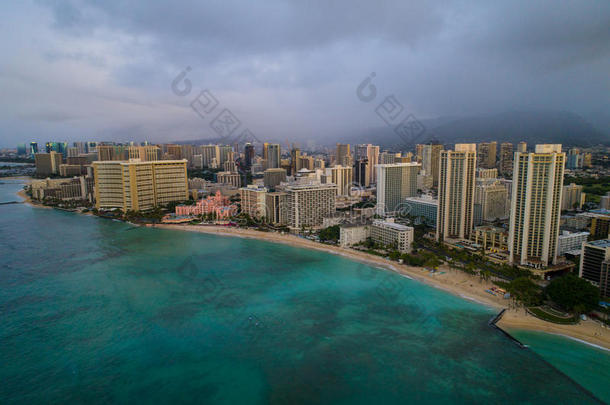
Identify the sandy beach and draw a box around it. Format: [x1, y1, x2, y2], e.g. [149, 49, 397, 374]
[153, 223, 610, 350]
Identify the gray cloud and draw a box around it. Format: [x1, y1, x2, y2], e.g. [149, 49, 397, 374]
[1, 0, 609, 147]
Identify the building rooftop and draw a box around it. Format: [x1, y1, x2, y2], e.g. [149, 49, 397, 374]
[559, 231, 590, 238]
[375, 162, 421, 168]
[283, 182, 337, 190]
[92, 159, 187, 165]
[373, 220, 412, 231]
[404, 196, 438, 204]
[590, 209, 610, 215]
[586, 239, 610, 248]
[341, 222, 371, 229]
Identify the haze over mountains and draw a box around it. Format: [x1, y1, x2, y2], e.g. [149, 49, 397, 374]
[340, 110, 609, 150]
[177, 110, 609, 149]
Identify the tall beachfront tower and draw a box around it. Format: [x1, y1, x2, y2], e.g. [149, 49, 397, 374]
[436, 144, 477, 242]
[93, 160, 188, 211]
[375, 162, 420, 215]
[508, 144, 565, 267]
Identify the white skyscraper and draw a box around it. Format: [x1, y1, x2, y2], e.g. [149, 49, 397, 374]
[436, 144, 477, 241]
[508, 144, 565, 267]
[376, 162, 420, 215]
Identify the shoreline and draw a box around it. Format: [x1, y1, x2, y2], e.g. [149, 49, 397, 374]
[11, 183, 610, 350]
[497, 309, 609, 350]
[153, 223, 610, 349]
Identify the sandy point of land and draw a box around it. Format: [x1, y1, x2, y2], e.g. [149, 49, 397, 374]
[152, 224, 610, 350]
[498, 309, 610, 350]
[16, 188, 51, 209]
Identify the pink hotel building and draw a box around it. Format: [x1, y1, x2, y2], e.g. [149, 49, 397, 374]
[175, 191, 238, 219]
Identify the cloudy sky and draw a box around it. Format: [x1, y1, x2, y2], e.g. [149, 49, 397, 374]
[1, 0, 609, 147]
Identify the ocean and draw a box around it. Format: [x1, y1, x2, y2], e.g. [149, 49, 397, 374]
[0, 180, 608, 404]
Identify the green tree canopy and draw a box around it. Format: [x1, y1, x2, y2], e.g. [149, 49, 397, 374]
[507, 277, 543, 306]
[546, 274, 600, 313]
[319, 225, 340, 242]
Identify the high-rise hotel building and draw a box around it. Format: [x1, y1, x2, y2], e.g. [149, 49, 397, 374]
[263, 143, 281, 169]
[336, 143, 352, 167]
[284, 183, 337, 229]
[508, 144, 565, 267]
[199, 145, 220, 168]
[499, 142, 514, 176]
[420, 143, 444, 187]
[329, 165, 353, 196]
[477, 142, 497, 169]
[355, 144, 380, 185]
[93, 160, 188, 211]
[34, 151, 63, 176]
[436, 144, 477, 241]
[375, 163, 420, 215]
[126, 145, 160, 162]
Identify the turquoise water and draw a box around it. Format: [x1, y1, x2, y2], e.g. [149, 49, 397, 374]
[511, 330, 610, 402]
[0, 180, 606, 404]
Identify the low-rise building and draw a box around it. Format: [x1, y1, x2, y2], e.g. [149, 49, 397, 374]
[561, 214, 591, 231]
[339, 224, 371, 247]
[239, 184, 268, 220]
[217, 171, 241, 188]
[580, 239, 610, 298]
[31, 176, 94, 202]
[403, 196, 438, 226]
[371, 219, 414, 253]
[175, 191, 237, 219]
[473, 225, 508, 252]
[557, 231, 590, 256]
